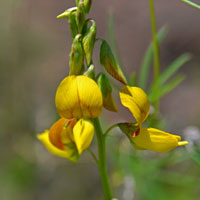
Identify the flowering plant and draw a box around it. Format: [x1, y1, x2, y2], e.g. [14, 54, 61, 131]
[37, 0, 190, 199]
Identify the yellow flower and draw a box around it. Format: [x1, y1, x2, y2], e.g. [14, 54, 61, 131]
[38, 75, 103, 161]
[37, 118, 94, 161]
[120, 86, 188, 153]
[55, 75, 103, 119]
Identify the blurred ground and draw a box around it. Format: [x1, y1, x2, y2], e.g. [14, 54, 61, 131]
[1, 0, 200, 200]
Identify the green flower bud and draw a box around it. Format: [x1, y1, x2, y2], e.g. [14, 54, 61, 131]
[84, 0, 92, 13]
[118, 123, 139, 141]
[76, 0, 80, 6]
[83, 20, 96, 67]
[97, 73, 118, 112]
[100, 40, 127, 85]
[69, 12, 79, 38]
[69, 34, 84, 75]
[57, 7, 77, 19]
[84, 64, 95, 80]
[76, 1, 86, 33]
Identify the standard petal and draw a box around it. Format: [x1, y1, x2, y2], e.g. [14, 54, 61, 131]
[120, 86, 150, 125]
[55, 75, 103, 119]
[37, 130, 79, 162]
[73, 119, 94, 154]
[76, 76, 103, 118]
[55, 76, 82, 119]
[132, 127, 188, 153]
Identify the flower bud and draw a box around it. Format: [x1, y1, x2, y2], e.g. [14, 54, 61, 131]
[76, 1, 86, 33]
[83, 20, 96, 66]
[57, 7, 77, 19]
[84, 0, 92, 13]
[97, 73, 118, 112]
[76, 0, 80, 6]
[69, 12, 79, 38]
[69, 34, 84, 75]
[100, 40, 127, 84]
[84, 64, 95, 80]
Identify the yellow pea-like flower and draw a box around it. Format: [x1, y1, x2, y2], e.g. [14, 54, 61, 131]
[37, 117, 96, 161]
[55, 75, 103, 119]
[119, 86, 188, 153]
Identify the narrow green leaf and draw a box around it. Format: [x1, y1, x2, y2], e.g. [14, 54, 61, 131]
[138, 26, 168, 89]
[159, 53, 191, 85]
[129, 72, 137, 86]
[182, 0, 200, 10]
[149, 74, 185, 102]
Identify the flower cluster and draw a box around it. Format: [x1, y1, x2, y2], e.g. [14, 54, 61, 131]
[37, 0, 188, 162]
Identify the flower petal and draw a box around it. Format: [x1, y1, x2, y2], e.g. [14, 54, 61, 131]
[55, 75, 103, 119]
[73, 119, 94, 154]
[37, 130, 79, 162]
[132, 127, 188, 153]
[120, 86, 150, 125]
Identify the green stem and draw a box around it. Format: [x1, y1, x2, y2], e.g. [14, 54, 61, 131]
[182, 0, 200, 9]
[104, 124, 118, 138]
[149, 0, 160, 115]
[93, 118, 112, 200]
[87, 148, 99, 165]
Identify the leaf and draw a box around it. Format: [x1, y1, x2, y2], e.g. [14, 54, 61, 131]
[138, 26, 168, 89]
[159, 53, 191, 86]
[149, 74, 185, 102]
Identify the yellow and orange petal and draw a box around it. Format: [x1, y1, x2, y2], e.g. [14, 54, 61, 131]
[55, 75, 103, 119]
[120, 86, 150, 125]
[132, 127, 188, 153]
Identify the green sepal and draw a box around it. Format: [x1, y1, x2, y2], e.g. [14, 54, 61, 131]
[69, 34, 84, 75]
[118, 122, 139, 142]
[84, 0, 92, 13]
[84, 64, 95, 80]
[100, 40, 127, 84]
[97, 72, 118, 112]
[76, 1, 86, 33]
[83, 20, 96, 66]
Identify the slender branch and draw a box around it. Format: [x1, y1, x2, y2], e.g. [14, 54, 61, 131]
[104, 124, 118, 138]
[93, 118, 112, 200]
[87, 148, 99, 165]
[182, 0, 200, 9]
[149, 0, 160, 115]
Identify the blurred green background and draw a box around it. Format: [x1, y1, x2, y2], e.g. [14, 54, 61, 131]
[1, 0, 200, 199]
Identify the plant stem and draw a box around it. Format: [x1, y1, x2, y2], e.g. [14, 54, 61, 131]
[149, 0, 160, 115]
[93, 118, 112, 200]
[87, 148, 99, 165]
[104, 124, 118, 138]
